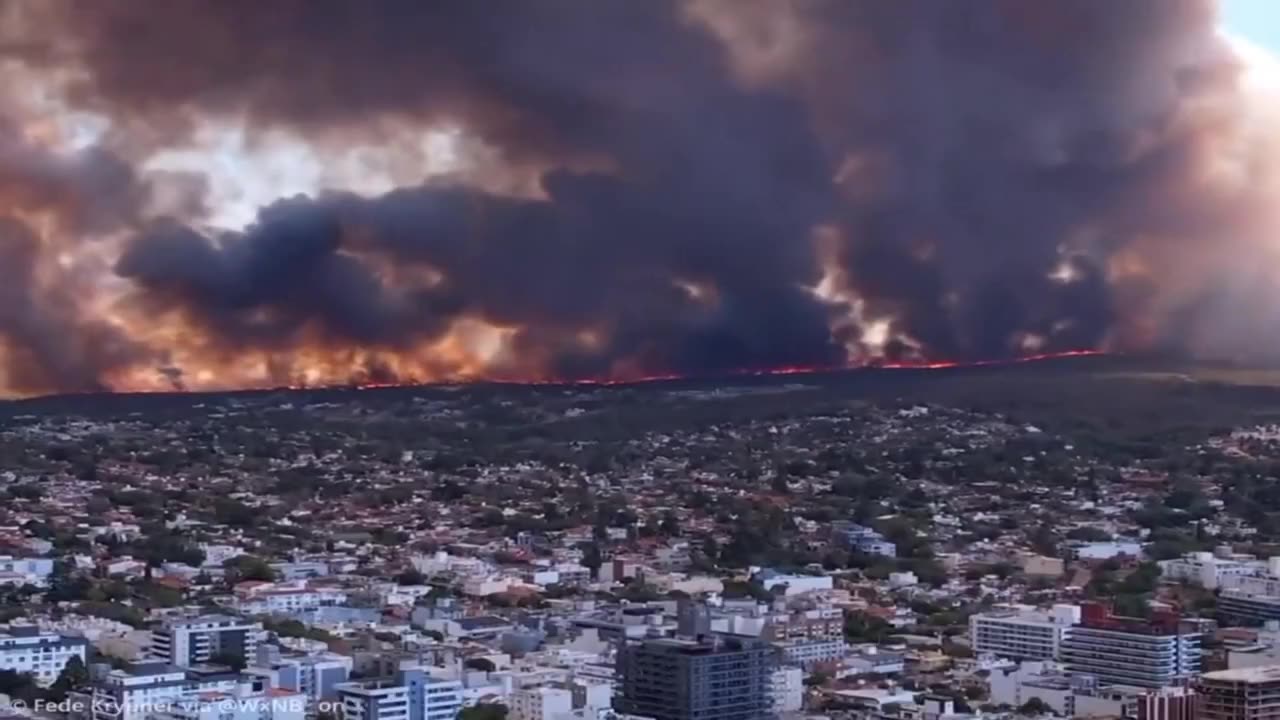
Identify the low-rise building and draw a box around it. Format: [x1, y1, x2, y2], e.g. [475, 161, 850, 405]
[0, 625, 88, 686]
[0, 556, 54, 587]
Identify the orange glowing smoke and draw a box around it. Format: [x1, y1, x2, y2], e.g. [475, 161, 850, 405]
[289, 348, 1108, 393]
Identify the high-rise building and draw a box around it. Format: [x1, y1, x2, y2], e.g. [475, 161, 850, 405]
[969, 604, 1080, 661]
[614, 634, 776, 720]
[1059, 603, 1201, 688]
[1199, 666, 1280, 720]
[150, 615, 263, 668]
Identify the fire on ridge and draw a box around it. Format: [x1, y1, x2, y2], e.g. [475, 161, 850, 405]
[291, 349, 1111, 394]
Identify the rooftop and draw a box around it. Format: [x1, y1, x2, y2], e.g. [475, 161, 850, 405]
[1202, 666, 1280, 683]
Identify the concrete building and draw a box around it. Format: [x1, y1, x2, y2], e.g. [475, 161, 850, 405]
[1021, 554, 1066, 578]
[988, 661, 1075, 716]
[509, 685, 573, 720]
[841, 646, 905, 677]
[336, 667, 462, 720]
[615, 635, 776, 720]
[248, 645, 353, 703]
[770, 667, 803, 714]
[775, 638, 847, 669]
[1199, 666, 1280, 720]
[1159, 552, 1262, 591]
[337, 680, 411, 720]
[1220, 590, 1280, 626]
[761, 606, 843, 644]
[0, 556, 54, 587]
[831, 522, 897, 557]
[0, 625, 88, 686]
[90, 662, 242, 720]
[1059, 603, 1200, 688]
[1137, 686, 1199, 720]
[755, 571, 833, 597]
[969, 604, 1080, 661]
[150, 615, 263, 668]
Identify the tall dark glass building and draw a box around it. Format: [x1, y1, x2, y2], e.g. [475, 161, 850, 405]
[614, 634, 776, 720]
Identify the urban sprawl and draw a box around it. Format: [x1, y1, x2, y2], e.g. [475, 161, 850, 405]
[1, 373, 1279, 720]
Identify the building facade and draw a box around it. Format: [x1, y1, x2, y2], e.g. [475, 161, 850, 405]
[1058, 604, 1201, 689]
[336, 667, 462, 720]
[969, 604, 1080, 661]
[615, 635, 776, 720]
[1220, 590, 1280, 626]
[0, 626, 88, 687]
[1199, 666, 1280, 720]
[1137, 686, 1199, 720]
[150, 615, 263, 668]
[509, 685, 573, 720]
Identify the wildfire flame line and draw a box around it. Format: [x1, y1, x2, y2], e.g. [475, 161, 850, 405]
[327, 348, 1107, 392]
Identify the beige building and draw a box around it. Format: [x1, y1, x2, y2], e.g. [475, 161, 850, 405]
[1200, 666, 1280, 720]
[1021, 553, 1066, 577]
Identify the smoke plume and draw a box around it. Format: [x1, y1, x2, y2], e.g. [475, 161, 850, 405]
[0, 0, 1275, 395]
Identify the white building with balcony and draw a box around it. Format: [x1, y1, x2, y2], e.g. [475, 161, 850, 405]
[969, 604, 1080, 661]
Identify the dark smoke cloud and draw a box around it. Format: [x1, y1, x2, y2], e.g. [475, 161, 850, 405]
[117, 168, 847, 378]
[0, 218, 140, 394]
[0, 123, 148, 394]
[0, 0, 1271, 392]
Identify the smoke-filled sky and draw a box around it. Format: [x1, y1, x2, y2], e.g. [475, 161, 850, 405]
[0, 0, 1278, 397]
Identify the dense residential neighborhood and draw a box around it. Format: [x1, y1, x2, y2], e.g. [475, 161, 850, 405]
[2, 366, 1280, 720]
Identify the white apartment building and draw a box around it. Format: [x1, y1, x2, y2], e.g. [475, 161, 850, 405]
[758, 573, 834, 596]
[988, 662, 1075, 716]
[0, 556, 55, 587]
[337, 681, 410, 720]
[233, 583, 347, 615]
[0, 626, 88, 686]
[771, 666, 804, 713]
[509, 685, 573, 720]
[150, 615, 264, 668]
[336, 668, 462, 720]
[248, 648, 353, 703]
[776, 638, 848, 668]
[154, 687, 306, 720]
[422, 676, 463, 720]
[1158, 552, 1268, 590]
[91, 662, 241, 720]
[969, 604, 1081, 661]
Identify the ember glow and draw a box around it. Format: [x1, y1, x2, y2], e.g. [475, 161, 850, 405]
[0, 1, 1277, 397]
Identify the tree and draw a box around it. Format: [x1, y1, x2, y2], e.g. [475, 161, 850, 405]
[464, 657, 496, 673]
[212, 498, 258, 528]
[580, 542, 603, 579]
[1018, 697, 1051, 716]
[845, 612, 893, 644]
[0, 669, 42, 704]
[48, 655, 89, 701]
[395, 568, 427, 586]
[804, 669, 831, 687]
[46, 561, 94, 603]
[224, 555, 276, 583]
[458, 704, 508, 720]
